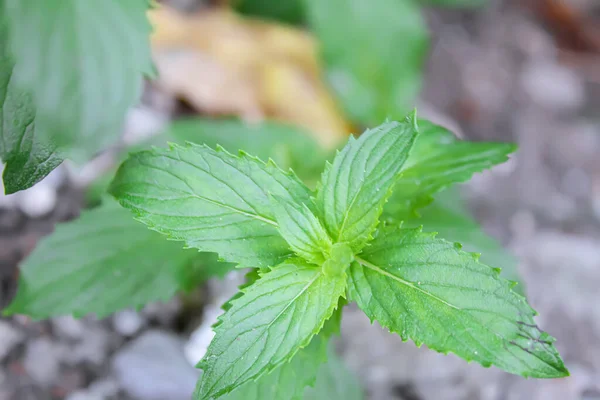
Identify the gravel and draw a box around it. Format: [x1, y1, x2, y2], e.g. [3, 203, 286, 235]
[112, 330, 200, 400]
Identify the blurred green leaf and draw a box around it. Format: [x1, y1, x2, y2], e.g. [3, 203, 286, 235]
[86, 118, 329, 204]
[4, 199, 234, 319]
[3, 0, 153, 160]
[233, 0, 305, 25]
[304, 342, 364, 400]
[165, 118, 329, 184]
[305, 0, 429, 125]
[0, 4, 62, 194]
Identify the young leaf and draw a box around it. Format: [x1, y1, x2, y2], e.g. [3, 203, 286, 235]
[270, 194, 332, 265]
[304, 342, 364, 400]
[214, 329, 330, 400]
[196, 261, 346, 399]
[348, 226, 568, 378]
[304, 0, 428, 125]
[386, 120, 516, 215]
[110, 143, 313, 268]
[2, 0, 154, 159]
[316, 116, 419, 252]
[0, 7, 62, 194]
[3, 199, 233, 319]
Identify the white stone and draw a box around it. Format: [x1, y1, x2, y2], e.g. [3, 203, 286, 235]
[23, 338, 62, 386]
[521, 61, 585, 111]
[0, 321, 23, 360]
[113, 309, 145, 337]
[112, 330, 200, 400]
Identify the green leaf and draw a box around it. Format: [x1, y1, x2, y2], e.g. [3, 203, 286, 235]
[270, 194, 331, 265]
[165, 118, 329, 184]
[304, 342, 364, 400]
[233, 0, 305, 25]
[195, 261, 346, 399]
[399, 187, 522, 288]
[3, 199, 232, 319]
[110, 143, 314, 268]
[3, 0, 153, 159]
[316, 116, 419, 252]
[217, 328, 330, 400]
[348, 226, 568, 378]
[386, 120, 516, 215]
[304, 0, 428, 125]
[0, 6, 62, 194]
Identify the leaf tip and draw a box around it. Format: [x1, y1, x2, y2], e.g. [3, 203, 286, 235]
[406, 108, 419, 132]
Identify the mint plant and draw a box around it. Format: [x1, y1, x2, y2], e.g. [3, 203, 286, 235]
[104, 112, 568, 399]
[1, 0, 568, 398]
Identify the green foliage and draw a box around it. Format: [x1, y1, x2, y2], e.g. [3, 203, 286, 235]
[0, 1, 567, 398]
[348, 225, 567, 378]
[3, 0, 153, 158]
[305, 0, 428, 125]
[109, 143, 313, 268]
[195, 261, 346, 399]
[399, 187, 522, 286]
[316, 115, 418, 252]
[0, 0, 153, 193]
[0, 5, 63, 194]
[234, 0, 305, 25]
[304, 342, 364, 400]
[385, 120, 516, 216]
[270, 194, 332, 265]
[110, 115, 567, 399]
[163, 119, 329, 185]
[3, 199, 234, 319]
[218, 331, 329, 400]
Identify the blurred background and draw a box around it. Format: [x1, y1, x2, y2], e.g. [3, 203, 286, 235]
[1, 0, 600, 399]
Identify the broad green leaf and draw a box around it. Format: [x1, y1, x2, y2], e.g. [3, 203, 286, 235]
[348, 226, 568, 378]
[110, 143, 313, 268]
[165, 118, 330, 184]
[0, 6, 62, 194]
[304, 0, 428, 125]
[385, 120, 516, 215]
[270, 194, 331, 265]
[304, 342, 364, 400]
[399, 187, 522, 287]
[234, 0, 305, 25]
[217, 327, 330, 400]
[3, 199, 233, 319]
[3, 0, 153, 159]
[195, 261, 346, 399]
[316, 116, 418, 252]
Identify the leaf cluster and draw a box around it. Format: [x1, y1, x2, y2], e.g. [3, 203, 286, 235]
[104, 112, 567, 398]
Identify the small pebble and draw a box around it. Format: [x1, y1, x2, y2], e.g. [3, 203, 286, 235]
[113, 310, 145, 337]
[0, 321, 23, 360]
